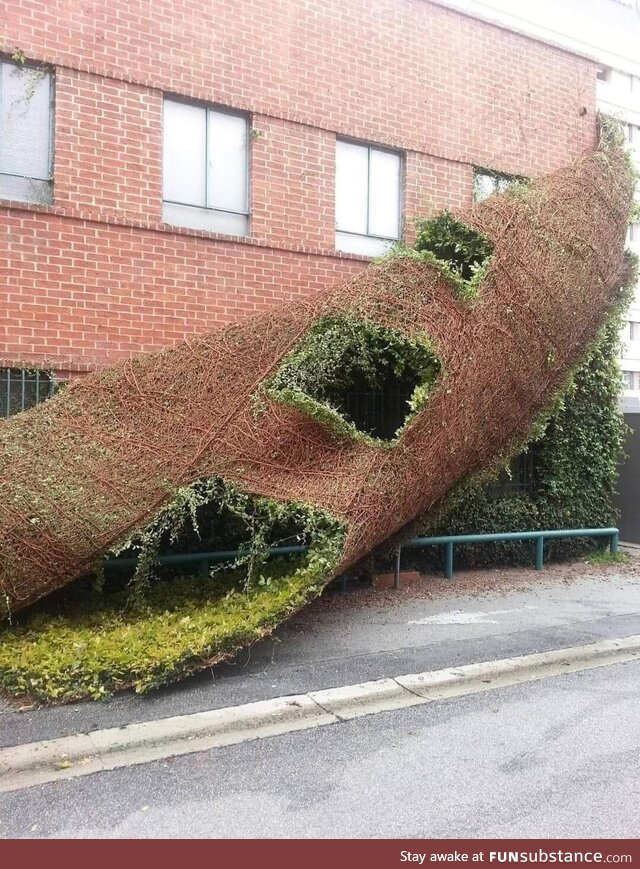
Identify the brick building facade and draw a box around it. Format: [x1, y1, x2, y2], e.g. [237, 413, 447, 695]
[0, 0, 598, 381]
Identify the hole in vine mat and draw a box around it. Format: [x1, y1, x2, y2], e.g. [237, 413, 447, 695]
[266, 317, 441, 442]
[414, 210, 493, 282]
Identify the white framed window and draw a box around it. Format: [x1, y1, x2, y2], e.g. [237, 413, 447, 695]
[622, 370, 633, 389]
[622, 370, 640, 390]
[162, 97, 249, 235]
[628, 222, 640, 245]
[624, 126, 640, 179]
[335, 139, 402, 256]
[624, 123, 640, 156]
[0, 59, 53, 204]
[629, 321, 640, 340]
[611, 70, 634, 92]
[474, 169, 517, 202]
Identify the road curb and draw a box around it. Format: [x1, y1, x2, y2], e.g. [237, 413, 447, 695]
[1, 634, 639, 794]
[396, 634, 640, 699]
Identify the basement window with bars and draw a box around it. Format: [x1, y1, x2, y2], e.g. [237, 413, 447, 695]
[487, 452, 537, 498]
[335, 139, 402, 257]
[162, 97, 249, 235]
[0, 368, 56, 418]
[0, 59, 53, 204]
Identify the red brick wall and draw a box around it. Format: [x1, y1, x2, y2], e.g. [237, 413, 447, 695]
[0, 0, 598, 372]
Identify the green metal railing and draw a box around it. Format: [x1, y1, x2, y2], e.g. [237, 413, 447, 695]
[398, 527, 619, 585]
[103, 527, 619, 587]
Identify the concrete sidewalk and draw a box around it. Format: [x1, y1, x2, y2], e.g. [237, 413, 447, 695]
[1, 558, 640, 749]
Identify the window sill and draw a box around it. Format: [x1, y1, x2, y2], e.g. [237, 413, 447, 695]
[0, 187, 53, 208]
[162, 202, 249, 236]
[335, 231, 397, 257]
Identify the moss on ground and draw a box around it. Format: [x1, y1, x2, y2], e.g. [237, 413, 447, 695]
[585, 549, 629, 567]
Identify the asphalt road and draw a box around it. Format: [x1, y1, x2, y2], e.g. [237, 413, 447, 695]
[1, 563, 640, 838]
[2, 565, 640, 747]
[1, 658, 639, 838]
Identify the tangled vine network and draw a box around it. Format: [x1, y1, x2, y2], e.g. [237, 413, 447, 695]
[0, 121, 636, 615]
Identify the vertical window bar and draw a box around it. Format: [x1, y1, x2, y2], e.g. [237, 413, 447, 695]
[366, 146, 372, 236]
[244, 115, 250, 216]
[205, 108, 211, 209]
[46, 70, 53, 184]
[1, 367, 56, 416]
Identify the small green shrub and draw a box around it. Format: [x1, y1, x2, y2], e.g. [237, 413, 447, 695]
[381, 211, 493, 302]
[585, 550, 629, 567]
[413, 210, 493, 280]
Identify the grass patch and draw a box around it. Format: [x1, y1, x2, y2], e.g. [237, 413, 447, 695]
[585, 549, 629, 567]
[0, 551, 340, 704]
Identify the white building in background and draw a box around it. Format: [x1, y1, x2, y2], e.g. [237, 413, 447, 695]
[598, 64, 640, 411]
[438, 0, 640, 411]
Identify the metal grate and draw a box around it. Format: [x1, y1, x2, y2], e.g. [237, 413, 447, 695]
[0, 367, 56, 419]
[337, 369, 420, 441]
[487, 452, 537, 497]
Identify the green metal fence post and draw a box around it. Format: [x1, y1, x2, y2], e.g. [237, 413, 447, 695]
[610, 531, 619, 555]
[535, 535, 544, 570]
[394, 547, 402, 589]
[20, 368, 26, 413]
[444, 541, 454, 579]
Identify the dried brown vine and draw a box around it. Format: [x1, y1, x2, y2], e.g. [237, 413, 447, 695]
[0, 124, 635, 614]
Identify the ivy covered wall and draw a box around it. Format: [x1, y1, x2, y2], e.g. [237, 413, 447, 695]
[406, 312, 629, 569]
